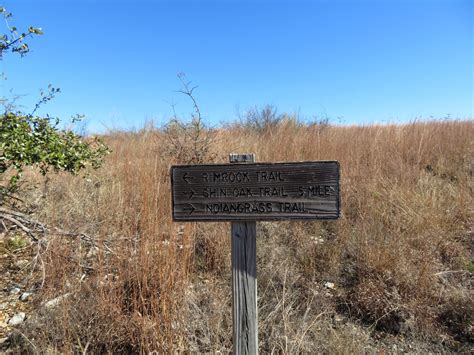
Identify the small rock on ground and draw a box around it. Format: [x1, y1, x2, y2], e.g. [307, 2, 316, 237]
[8, 312, 25, 326]
[8, 287, 20, 295]
[20, 292, 32, 302]
[43, 293, 71, 309]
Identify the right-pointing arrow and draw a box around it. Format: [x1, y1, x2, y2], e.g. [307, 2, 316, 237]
[183, 189, 195, 199]
[183, 203, 195, 215]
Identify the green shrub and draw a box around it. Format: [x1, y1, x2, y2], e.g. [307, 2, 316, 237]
[0, 6, 110, 205]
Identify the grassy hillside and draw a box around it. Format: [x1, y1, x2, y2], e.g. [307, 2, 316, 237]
[2, 119, 473, 352]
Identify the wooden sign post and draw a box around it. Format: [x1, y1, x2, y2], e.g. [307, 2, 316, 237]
[171, 156, 340, 354]
[229, 153, 258, 354]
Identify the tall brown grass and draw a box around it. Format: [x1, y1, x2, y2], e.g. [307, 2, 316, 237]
[12, 119, 474, 352]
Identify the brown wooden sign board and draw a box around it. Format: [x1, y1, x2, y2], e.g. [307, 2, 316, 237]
[171, 161, 340, 221]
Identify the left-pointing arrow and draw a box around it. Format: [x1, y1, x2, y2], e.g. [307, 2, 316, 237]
[183, 173, 193, 184]
[183, 203, 195, 215]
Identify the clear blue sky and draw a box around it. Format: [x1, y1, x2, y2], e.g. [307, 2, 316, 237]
[1, 0, 473, 132]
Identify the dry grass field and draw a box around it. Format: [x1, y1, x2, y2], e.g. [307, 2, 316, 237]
[1, 118, 473, 353]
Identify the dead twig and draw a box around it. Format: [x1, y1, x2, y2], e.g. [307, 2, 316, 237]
[434, 270, 470, 276]
[0, 208, 113, 262]
[0, 212, 38, 241]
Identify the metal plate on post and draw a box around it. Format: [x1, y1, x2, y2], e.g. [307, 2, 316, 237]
[171, 161, 340, 221]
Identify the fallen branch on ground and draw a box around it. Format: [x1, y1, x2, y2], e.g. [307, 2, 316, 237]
[0, 207, 95, 247]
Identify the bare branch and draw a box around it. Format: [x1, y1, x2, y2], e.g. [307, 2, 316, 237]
[0, 213, 38, 241]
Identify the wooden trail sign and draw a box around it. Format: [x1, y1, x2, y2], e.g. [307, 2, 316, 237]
[171, 160, 340, 221]
[171, 156, 341, 355]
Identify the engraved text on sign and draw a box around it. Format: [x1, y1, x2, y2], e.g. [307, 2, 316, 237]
[171, 161, 340, 221]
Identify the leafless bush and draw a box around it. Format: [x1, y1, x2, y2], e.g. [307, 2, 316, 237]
[162, 73, 216, 164]
[236, 105, 284, 133]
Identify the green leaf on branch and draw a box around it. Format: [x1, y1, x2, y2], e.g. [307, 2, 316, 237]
[1, 112, 111, 196]
[28, 26, 43, 35]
